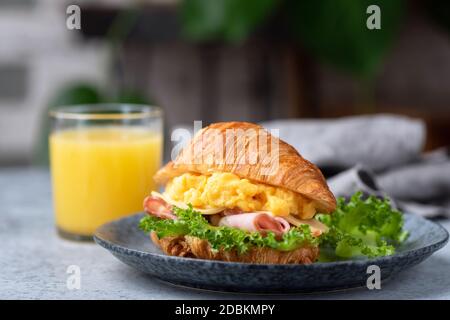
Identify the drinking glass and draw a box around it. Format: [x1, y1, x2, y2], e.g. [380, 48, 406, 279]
[49, 104, 163, 240]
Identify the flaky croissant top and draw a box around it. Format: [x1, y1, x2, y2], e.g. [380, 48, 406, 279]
[154, 122, 336, 213]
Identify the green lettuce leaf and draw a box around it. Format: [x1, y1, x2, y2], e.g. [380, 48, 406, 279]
[139, 205, 319, 254]
[316, 192, 408, 260]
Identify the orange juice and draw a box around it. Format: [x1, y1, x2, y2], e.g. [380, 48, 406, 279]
[50, 127, 162, 236]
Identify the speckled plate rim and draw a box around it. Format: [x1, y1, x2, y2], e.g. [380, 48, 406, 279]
[94, 213, 449, 270]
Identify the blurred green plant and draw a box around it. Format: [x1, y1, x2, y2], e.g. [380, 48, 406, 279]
[181, 0, 404, 78]
[49, 84, 104, 107]
[181, 0, 277, 42]
[286, 0, 404, 78]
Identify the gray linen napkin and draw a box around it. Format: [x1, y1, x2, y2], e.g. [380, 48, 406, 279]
[262, 114, 425, 171]
[377, 162, 450, 202]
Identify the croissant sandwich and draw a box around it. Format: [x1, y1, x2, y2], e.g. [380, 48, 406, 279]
[139, 122, 336, 264]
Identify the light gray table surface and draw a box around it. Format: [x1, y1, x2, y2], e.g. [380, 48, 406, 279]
[1, 168, 449, 300]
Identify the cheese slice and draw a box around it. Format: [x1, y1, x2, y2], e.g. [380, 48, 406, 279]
[151, 191, 225, 215]
[284, 214, 329, 235]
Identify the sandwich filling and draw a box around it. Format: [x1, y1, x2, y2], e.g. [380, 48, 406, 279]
[143, 172, 328, 241]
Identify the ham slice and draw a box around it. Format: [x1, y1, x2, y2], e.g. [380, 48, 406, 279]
[143, 196, 177, 220]
[218, 212, 290, 237]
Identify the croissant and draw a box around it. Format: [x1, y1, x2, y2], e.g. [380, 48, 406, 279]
[154, 121, 336, 213]
[143, 121, 336, 264]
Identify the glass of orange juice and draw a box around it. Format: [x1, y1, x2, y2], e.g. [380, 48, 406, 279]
[49, 104, 163, 240]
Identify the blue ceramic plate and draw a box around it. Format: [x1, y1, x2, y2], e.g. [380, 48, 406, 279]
[94, 213, 448, 293]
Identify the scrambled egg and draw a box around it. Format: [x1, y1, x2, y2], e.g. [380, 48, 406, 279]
[164, 172, 316, 218]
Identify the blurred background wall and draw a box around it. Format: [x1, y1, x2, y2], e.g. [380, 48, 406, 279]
[0, 0, 449, 165]
[0, 0, 108, 165]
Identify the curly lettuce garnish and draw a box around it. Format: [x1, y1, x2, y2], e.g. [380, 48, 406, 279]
[139, 205, 319, 254]
[317, 192, 409, 260]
